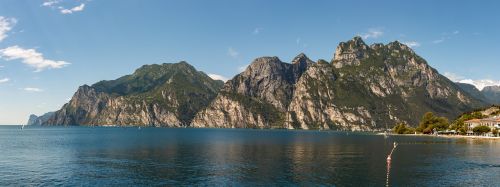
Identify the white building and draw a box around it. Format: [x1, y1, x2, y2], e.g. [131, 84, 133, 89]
[464, 116, 500, 134]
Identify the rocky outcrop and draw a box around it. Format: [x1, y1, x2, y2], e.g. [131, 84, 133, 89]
[192, 54, 314, 128]
[26, 112, 54, 125]
[31, 36, 487, 130]
[40, 62, 223, 126]
[331, 36, 371, 68]
[193, 37, 486, 130]
[456, 82, 490, 104]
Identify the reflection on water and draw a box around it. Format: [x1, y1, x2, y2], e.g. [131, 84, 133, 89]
[386, 158, 391, 187]
[0, 126, 499, 186]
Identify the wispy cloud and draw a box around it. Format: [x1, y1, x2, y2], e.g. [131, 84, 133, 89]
[253, 28, 263, 35]
[61, 3, 85, 14]
[0, 46, 70, 72]
[0, 16, 17, 42]
[403, 41, 420, 48]
[238, 64, 248, 72]
[208, 73, 228, 82]
[444, 72, 464, 82]
[459, 79, 500, 91]
[295, 37, 308, 48]
[0, 78, 9, 83]
[444, 72, 500, 90]
[42, 0, 87, 14]
[24, 87, 43, 92]
[360, 28, 384, 39]
[227, 47, 239, 58]
[42, 0, 61, 7]
[432, 30, 460, 44]
[432, 39, 444, 44]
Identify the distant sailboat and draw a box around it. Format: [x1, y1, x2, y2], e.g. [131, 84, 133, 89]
[21, 124, 25, 130]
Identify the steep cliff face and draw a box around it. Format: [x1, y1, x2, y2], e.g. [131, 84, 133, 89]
[288, 39, 485, 130]
[193, 37, 486, 130]
[191, 55, 312, 128]
[32, 36, 487, 129]
[26, 112, 54, 125]
[456, 83, 490, 104]
[41, 62, 223, 126]
[482, 85, 500, 104]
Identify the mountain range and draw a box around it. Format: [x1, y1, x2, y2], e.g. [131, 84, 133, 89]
[456, 83, 500, 105]
[28, 36, 489, 130]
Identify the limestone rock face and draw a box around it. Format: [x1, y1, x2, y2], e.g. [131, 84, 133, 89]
[40, 62, 223, 126]
[222, 55, 311, 111]
[192, 54, 313, 128]
[332, 36, 371, 68]
[193, 37, 486, 130]
[191, 94, 268, 128]
[26, 112, 54, 125]
[32, 36, 487, 130]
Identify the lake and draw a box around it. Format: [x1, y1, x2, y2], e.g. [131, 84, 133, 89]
[0, 126, 499, 186]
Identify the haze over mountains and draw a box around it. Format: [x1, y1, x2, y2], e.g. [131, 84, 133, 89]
[28, 37, 490, 130]
[456, 83, 500, 105]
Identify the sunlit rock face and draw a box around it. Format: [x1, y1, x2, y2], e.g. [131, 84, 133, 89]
[40, 62, 223, 126]
[34, 37, 486, 130]
[193, 37, 486, 130]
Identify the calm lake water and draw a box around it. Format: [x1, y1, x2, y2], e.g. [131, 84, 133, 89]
[0, 126, 499, 186]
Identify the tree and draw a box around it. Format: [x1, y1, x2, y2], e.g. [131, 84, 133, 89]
[393, 123, 415, 134]
[417, 112, 449, 134]
[472, 126, 491, 134]
[449, 119, 467, 135]
[492, 128, 498, 137]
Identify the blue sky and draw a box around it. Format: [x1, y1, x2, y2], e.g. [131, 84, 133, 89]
[0, 0, 499, 124]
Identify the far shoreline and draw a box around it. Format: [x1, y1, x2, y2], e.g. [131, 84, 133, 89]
[379, 133, 500, 140]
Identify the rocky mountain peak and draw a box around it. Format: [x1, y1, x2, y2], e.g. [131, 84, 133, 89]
[291, 53, 314, 81]
[241, 56, 285, 78]
[386, 41, 414, 53]
[332, 36, 371, 68]
[291, 53, 309, 64]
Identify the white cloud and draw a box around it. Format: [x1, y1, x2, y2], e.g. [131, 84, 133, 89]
[253, 28, 263, 35]
[24, 87, 43, 92]
[0, 78, 9, 83]
[42, 0, 61, 7]
[432, 30, 459, 44]
[61, 3, 85, 14]
[444, 72, 464, 82]
[227, 47, 239, 58]
[458, 79, 500, 91]
[360, 28, 383, 39]
[42, 1, 87, 14]
[208, 73, 228, 82]
[444, 72, 500, 90]
[238, 64, 248, 72]
[432, 39, 444, 44]
[0, 16, 17, 42]
[0, 45, 70, 72]
[403, 41, 420, 48]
